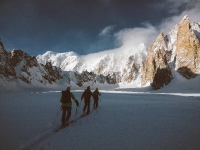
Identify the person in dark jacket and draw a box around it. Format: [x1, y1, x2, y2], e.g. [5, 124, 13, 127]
[60, 87, 79, 126]
[93, 88, 101, 108]
[81, 86, 93, 114]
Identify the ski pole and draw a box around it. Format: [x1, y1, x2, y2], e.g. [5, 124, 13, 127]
[75, 106, 78, 120]
[80, 99, 82, 108]
[96, 103, 98, 113]
[73, 106, 78, 127]
[52, 106, 62, 125]
[76, 100, 81, 115]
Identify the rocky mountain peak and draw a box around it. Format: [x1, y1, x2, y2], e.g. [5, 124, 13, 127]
[141, 31, 172, 88]
[175, 15, 200, 78]
[10, 49, 38, 68]
[0, 39, 5, 51]
[150, 32, 168, 53]
[0, 40, 17, 80]
[0, 41, 64, 86]
[180, 15, 189, 23]
[141, 15, 200, 89]
[157, 32, 165, 40]
[0, 39, 8, 61]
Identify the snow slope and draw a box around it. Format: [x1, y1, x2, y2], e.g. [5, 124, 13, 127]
[37, 43, 147, 74]
[0, 83, 200, 150]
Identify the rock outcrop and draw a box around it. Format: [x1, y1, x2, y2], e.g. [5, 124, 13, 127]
[0, 40, 16, 80]
[142, 15, 200, 89]
[0, 43, 63, 85]
[175, 16, 200, 78]
[142, 32, 173, 89]
[69, 70, 120, 87]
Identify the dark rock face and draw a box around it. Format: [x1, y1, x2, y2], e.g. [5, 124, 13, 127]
[9, 49, 38, 68]
[43, 61, 63, 84]
[151, 68, 173, 90]
[72, 70, 119, 87]
[73, 71, 96, 87]
[177, 67, 197, 79]
[0, 40, 16, 80]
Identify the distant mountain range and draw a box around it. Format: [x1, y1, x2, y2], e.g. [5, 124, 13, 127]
[0, 15, 200, 91]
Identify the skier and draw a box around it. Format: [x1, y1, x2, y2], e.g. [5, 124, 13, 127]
[60, 87, 79, 126]
[81, 86, 93, 114]
[93, 88, 101, 108]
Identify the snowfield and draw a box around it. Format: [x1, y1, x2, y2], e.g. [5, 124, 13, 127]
[1, 89, 200, 150]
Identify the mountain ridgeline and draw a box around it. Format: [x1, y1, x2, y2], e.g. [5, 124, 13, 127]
[0, 42, 63, 85]
[0, 40, 119, 90]
[0, 16, 200, 90]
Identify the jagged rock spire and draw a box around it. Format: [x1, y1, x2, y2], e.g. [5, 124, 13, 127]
[176, 15, 200, 76]
[0, 38, 5, 51]
[141, 31, 172, 87]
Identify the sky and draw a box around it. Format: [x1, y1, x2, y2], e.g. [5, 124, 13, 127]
[0, 0, 200, 56]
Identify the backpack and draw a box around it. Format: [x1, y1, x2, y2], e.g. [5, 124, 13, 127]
[62, 91, 71, 103]
[93, 90, 99, 99]
[84, 90, 91, 99]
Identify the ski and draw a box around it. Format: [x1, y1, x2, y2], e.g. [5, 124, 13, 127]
[80, 113, 88, 118]
[80, 110, 93, 118]
[79, 107, 98, 118]
[54, 107, 100, 132]
[54, 120, 76, 132]
[54, 125, 65, 132]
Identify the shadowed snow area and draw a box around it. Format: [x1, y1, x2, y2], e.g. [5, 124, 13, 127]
[0, 91, 200, 150]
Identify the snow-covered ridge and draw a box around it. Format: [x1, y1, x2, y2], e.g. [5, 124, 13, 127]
[36, 43, 148, 88]
[37, 51, 81, 71]
[37, 43, 147, 74]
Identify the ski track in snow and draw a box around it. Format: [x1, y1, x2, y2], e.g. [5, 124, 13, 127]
[16, 107, 98, 150]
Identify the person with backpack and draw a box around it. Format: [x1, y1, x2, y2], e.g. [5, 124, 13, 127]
[60, 87, 79, 126]
[81, 86, 93, 114]
[93, 88, 101, 108]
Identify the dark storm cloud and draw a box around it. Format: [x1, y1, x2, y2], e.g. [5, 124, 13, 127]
[0, 0, 199, 56]
[153, 0, 199, 14]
